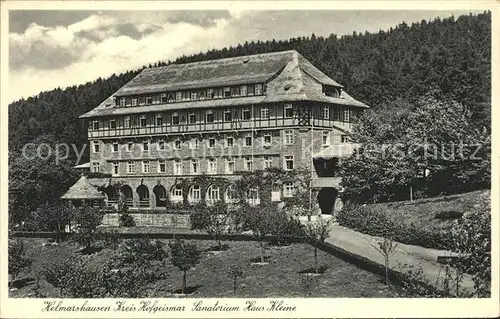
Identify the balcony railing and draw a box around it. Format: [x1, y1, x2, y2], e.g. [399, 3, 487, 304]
[88, 117, 351, 138]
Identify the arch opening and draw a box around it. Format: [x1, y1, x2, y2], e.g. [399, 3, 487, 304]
[153, 184, 167, 207]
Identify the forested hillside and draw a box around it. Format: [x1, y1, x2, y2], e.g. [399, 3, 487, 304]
[8, 12, 491, 223]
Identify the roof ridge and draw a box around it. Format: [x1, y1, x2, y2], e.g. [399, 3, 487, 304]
[145, 49, 299, 70]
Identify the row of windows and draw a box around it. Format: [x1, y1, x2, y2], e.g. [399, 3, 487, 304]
[116, 83, 266, 108]
[91, 130, 298, 153]
[148, 183, 293, 204]
[89, 104, 353, 130]
[91, 155, 295, 175]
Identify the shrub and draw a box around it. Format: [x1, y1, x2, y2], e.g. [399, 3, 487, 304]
[119, 212, 136, 227]
[450, 198, 491, 297]
[169, 239, 201, 294]
[100, 261, 159, 297]
[43, 257, 105, 297]
[8, 239, 31, 281]
[269, 211, 305, 246]
[116, 238, 167, 266]
[100, 229, 122, 250]
[434, 210, 464, 220]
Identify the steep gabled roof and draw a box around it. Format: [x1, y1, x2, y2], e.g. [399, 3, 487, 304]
[80, 50, 367, 118]
[61, 175, 106, 200]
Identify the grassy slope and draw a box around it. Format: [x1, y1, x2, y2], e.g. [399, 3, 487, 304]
[11, 238, 393, 298]
[366, 189, 490, 231]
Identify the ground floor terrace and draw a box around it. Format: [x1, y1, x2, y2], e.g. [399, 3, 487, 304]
[86, 175, 343, 214]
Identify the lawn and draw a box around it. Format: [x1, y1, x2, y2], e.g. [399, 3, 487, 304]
[364, 189, 489, 231]
[10, 238, 393, 298]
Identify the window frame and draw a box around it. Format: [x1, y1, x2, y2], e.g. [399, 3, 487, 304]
[158, 160, 166, 173]
[172, 112, 179, 125]
[284, 155, 294, 171]
[140, 115, 147, 127]
[260, 107, 269, 119]
[156, 115, 163, 126]
[284, 104, 293, 118]
[142, 160, 150, 173]
[127, 161, 135, 174]
[283, 182, 294, 198]
[226, 157, 235, 174]
[263, 133, 272, 146]
[323, 105, 330, 119]
[190, 159, 199, 174]
[93, 141, 100, 153]
[284, 130, 294, 145]
[206, 110, 214, 123]
[207, 158, 217, 174]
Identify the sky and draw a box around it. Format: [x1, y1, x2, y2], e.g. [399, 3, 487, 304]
[8, 9, 480, 103]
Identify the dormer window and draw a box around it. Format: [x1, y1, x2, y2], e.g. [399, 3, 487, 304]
[231, 87, 240, 97]
[255, 83, 263, 95]
[240, 85, 247, 96]
[207, 89, 214, 99]
[138, 96, 145, 106]
[151, 95, 158, 104]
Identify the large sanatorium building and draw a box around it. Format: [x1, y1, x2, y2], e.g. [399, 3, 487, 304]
[62, 50, 368, 214]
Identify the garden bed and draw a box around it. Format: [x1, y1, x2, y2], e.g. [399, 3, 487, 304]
[10, 238, 393, 298]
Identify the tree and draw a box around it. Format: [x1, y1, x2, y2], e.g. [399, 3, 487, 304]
[8, 239, 31, 284]
[191, 201, 231, 251]
[169, 239, 201, 294]
[72, 206, 104, 251]
[243, 202, 276, 263]
[227, 264, 243, 295]
[304, 217, 333, 274]
[341, 95, 490, 203]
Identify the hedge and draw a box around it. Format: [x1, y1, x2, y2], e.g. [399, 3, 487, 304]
[336, 204, 453, 250]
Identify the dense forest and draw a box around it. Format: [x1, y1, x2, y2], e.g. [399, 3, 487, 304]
[8, 12, 491, 223]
